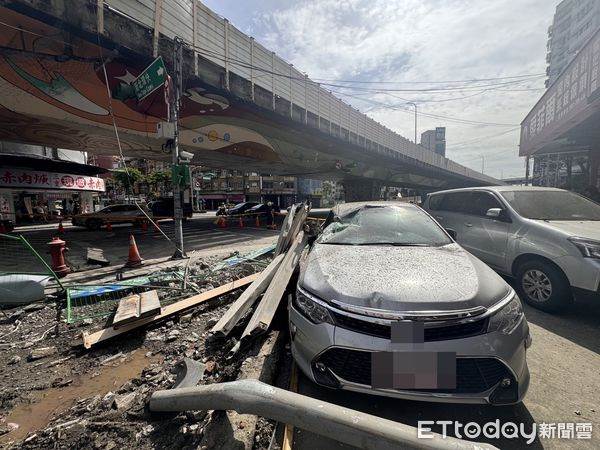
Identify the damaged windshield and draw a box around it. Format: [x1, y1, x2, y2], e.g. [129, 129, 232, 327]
[318, 205, 452, 246]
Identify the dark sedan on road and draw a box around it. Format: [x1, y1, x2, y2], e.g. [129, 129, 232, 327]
[290, 201, 531, 405]
[220, 202, 258, 216]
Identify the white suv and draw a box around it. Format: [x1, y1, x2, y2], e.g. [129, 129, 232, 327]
[423, 186, 600, 312]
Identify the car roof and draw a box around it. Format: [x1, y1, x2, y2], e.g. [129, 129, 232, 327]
[332, 201, 417, 216]
[428, 185, 567, 196]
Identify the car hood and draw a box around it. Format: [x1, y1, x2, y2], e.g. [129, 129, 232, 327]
[539, 220, 600, 241]
[299, 243, 510, 313]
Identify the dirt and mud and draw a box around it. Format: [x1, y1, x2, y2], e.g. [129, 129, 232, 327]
[0, 253, 281, 449]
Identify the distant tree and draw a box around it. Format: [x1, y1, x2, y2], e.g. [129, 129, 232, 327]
[112, 167, 144, 191]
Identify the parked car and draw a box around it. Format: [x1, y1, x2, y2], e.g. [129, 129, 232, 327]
[422, 186, 600, 312]
[247, 203, 280, 216]
[72, 204, 152, 230]
[223, 202, 259, 216]
[291, 201, 530, 405]
[148, 197, 193, 219]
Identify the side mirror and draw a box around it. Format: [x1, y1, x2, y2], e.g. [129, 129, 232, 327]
[445, 228, 457, 240]
[486, 208, 502, 218]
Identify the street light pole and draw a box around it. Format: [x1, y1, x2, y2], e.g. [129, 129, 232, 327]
[480, 154, 485, 174]
[407, 102, 418, 144]
[171, 37, 186, 259]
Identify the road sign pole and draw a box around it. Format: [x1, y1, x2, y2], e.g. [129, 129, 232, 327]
[172, 37, 186, 259]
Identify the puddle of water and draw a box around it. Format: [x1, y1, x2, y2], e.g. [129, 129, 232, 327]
[1, 349, 160, 443]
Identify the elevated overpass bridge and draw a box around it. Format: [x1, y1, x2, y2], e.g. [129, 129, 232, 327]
[0, 0, 499, 200]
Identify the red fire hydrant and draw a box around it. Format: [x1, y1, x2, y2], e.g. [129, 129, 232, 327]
[47, 237, 71, 278]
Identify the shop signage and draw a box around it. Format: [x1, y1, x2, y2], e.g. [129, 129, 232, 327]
[0, 168, 105, 192]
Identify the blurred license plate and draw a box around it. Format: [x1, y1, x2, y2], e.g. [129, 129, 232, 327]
[371, 351, 456, 389]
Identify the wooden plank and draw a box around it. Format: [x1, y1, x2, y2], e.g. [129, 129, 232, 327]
[139, 290, 161, 317]
[274, 204, 295, 255]
[281, 363, 298, 450]
[210, 253, 285, 338]
[82, 273, 260, 349]
[112, 293, 140, 327]
[234, 231, 307, 352]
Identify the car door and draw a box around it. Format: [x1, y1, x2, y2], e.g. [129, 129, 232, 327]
[428, 191, 471, 239]
[458, 191, 510, 270]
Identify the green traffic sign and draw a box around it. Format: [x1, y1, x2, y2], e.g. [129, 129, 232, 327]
[132, 56, 167, 101]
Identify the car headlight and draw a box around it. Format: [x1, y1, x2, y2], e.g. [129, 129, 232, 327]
[294, 287, 334, 325]
[569, 237, 600, 259]
[488, 292, 524, 335]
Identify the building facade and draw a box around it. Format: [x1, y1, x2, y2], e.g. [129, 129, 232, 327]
[0, 142, 106, 226]
[546, 0, 600, 86]
[420, 128, 446, 157]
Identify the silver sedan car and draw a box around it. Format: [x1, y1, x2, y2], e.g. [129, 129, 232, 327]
[290, 202, 531, 405]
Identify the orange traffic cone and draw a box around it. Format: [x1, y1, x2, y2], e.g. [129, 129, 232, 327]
[106, 221, 113, 232]
[238, 216, 244, 228]
[57, 220, 64, 234]
[124, 234, 143, 268]
[141, 220, 148, 232]
[217, 216, 226, 228]
[255, 215, 260, 227]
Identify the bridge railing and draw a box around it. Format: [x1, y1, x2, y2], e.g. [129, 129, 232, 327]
[105, 0, 497, 184]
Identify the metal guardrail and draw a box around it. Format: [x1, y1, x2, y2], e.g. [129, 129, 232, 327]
[149, 379, 499, 450]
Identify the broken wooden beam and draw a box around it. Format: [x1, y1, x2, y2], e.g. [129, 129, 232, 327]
[231, 231, 308, 355]
[210, 253, 285, 339]
[112, 290, 161, 328]
[82, 273, 260, 349]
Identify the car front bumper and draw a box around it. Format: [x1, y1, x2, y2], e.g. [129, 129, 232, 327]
[554, 254, 600, 295]
[289, 302, 530, 405]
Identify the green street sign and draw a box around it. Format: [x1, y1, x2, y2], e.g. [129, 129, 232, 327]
[132, 56, 167, 101]
[171, 164, 191, 188]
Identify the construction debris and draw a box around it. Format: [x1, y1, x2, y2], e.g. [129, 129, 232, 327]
[112, 291, 161, 327]
[0, 203, 320, 448]
[86, 247, 110, 267]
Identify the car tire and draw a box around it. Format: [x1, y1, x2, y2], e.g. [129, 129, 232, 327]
[516, 260, 572, 313]
[86, 219, 102, 231]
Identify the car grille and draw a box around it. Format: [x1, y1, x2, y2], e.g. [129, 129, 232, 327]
[331, 312, 488, 342]
[316, 348, 511, 394]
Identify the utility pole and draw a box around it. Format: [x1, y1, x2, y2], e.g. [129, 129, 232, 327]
[171, 37, 186, 259]
[480, 154, 485, 174]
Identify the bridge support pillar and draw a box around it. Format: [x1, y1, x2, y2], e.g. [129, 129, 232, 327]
[342, 180, 382, 202]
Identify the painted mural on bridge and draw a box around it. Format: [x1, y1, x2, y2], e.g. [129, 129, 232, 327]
[0, 6, 280, 164]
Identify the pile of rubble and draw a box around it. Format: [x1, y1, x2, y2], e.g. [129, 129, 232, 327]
[0, 204, 317, 449]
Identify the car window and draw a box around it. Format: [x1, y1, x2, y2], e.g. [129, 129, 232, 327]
[501, 190, 600, 221]
[317, 205, 451, 246]
[428, 194, 444, 210]
[468, 192, 503, 217]
[438, 192, 471, 213]
[109, 205, 126, 212]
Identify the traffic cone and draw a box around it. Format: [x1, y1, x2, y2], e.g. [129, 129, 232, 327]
[124, 234, 143, 268]
[238, 216, 244, 228]
[255, 215, 260, 227]
[141, 220, 148, 232]
[106, 221, 113, 232]
[57, 220, 64, 234]
[217, 216, 226, 228]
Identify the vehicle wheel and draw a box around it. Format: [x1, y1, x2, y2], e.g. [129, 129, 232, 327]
[516, 260, 572, 312]
[86, 219, 102, 230]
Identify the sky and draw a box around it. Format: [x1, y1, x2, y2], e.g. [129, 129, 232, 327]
[203, 0, 558, 179]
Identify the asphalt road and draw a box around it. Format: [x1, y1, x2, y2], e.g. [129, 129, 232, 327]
[293, 292, 600, 450]
[4, 214, 279, 271]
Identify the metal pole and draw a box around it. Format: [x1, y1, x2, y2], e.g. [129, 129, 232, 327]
[407, 102, 417, 144]
[525, 155, 530, 185]
[172, 37, 186, 259]
[149, 380, 498, 450]
[480, 154, 485, 174]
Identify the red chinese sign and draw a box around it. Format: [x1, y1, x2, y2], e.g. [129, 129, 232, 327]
[0, 168, 105, 192]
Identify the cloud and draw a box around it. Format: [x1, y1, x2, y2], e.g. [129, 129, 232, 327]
[205, 0, 558, 179]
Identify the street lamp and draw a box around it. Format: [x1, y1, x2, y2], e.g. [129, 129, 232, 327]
[406, 102, 418, 144]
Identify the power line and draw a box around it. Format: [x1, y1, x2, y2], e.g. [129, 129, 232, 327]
[447, 127, 521, 148]
[311, 73, 546, 85]
[331, 89, 520, 127]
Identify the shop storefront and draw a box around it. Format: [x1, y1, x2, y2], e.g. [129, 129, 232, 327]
[0, 157, 106, 226]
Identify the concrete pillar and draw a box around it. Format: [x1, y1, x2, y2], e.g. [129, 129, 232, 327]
[342, 179, 382, 202]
